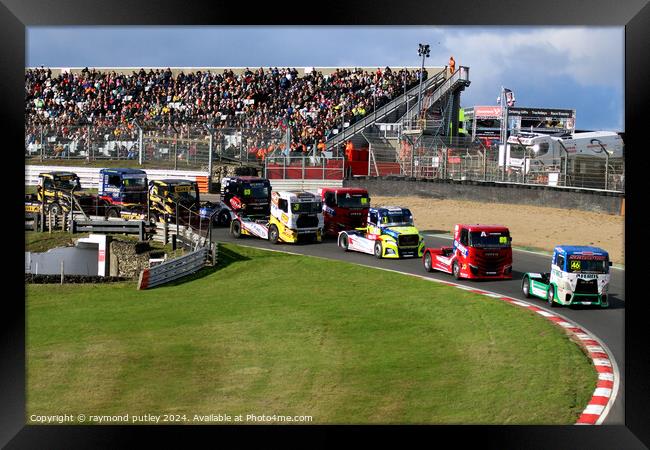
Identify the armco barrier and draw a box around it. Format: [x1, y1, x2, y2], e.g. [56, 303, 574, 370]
[26, 165, 209, 190]
[72, 219, 151, 241]
[138, 246, 209, 290]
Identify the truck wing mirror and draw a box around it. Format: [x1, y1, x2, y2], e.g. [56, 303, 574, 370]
[608, 261, 613, 266]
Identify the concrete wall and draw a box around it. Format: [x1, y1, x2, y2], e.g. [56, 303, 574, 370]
[344, 177, 624, 215]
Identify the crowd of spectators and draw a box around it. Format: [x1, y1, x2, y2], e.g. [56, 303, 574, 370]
[26, 66, 426, 160]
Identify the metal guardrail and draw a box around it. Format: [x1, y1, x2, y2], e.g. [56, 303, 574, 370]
[72, 219, 151, 240]
[137, 246, 210, 289]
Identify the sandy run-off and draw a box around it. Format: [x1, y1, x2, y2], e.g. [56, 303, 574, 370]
[371, 196, 624, 265]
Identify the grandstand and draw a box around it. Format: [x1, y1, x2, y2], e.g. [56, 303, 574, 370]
[25, 64, 474, 177]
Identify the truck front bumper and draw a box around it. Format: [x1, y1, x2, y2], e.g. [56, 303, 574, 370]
[566, 293, 609, 308]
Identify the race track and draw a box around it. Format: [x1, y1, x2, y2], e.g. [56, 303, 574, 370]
[210, 226, 625, 424]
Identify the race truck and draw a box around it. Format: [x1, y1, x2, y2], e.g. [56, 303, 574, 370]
[337, 206, 425, 259]
[98, 168, 149, 218]
[216, 176, 272, 226]
[230, 190, 323, 244]
[423, 224, 513, 279]
[521, 245, 611, 308]
[318, 187, 370, 237]
[35, 171, 101, 216]
[147, 178, 204, 225]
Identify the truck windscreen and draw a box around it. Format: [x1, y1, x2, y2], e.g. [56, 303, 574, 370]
[292, 201, 322, 214]
[380, 211, 413, 226]
[53, 178, 80, 190]
[243, 185, 269, 199]
[567, 257, 608, 274]
[122, 177, 147, 189]
[469, 231, 511, 248]
[337, 194, 369, 208]
[173, 185, 198, 203]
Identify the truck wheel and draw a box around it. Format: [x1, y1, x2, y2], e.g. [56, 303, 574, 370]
[547, 286, 557, 307]
[106, 208, 120, 219]
[522, 276, 531, 298]
[452, 261, 461, 280]
[268, 225, 280, 244]
[339, 234, 349, 251]
[217, 210, 231, 227]
[49, 203, 61, 216]
[374, 241, 383, 259]
[423, 252, 433, 272]
[231, 219, 242, 239]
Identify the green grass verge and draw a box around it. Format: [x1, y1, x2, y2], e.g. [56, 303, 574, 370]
[25, 231, 89, 253]
[26, 243, 596, 425]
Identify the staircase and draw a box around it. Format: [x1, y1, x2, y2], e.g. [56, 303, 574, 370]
[401, 67, 471, 129]
[326, 67, 471, 154]
[325, 69, 448, 152]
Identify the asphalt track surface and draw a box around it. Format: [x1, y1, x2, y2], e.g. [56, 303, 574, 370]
[210, 226, 625, 425]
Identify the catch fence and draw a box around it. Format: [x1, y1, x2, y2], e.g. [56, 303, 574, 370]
[25, 121, 285, 172]
[396, 135, 624, 192]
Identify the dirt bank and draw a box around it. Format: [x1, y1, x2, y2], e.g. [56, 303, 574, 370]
[371, 196, 624, 265]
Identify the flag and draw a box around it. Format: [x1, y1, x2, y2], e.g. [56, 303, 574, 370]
[497, 88, 516, 107]
[504, 88, 516, 107]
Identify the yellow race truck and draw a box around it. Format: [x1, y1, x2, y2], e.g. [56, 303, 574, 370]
[230, 190, 324, 244]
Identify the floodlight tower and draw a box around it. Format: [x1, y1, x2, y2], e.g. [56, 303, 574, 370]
[416, 43, 431, 123]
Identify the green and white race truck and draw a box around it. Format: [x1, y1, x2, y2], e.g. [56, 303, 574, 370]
[522, 245, 612, 308]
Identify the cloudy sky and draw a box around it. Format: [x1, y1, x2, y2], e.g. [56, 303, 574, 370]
[27, 26, 624, 131]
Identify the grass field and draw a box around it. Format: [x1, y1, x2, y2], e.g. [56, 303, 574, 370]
[25, 231, 88, 253]
[26, 244, 596, 424]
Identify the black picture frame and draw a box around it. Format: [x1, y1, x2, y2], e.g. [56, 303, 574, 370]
[3, 1, 649, 448]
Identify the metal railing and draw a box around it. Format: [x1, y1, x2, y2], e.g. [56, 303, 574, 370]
[25, 122, 285, 173]
[394, 135, 625, 192]
[137, 246, 210, 290]
[325, 69, 448, 151]
[264, 155, 346, 180]
[402, 66, 470, 126]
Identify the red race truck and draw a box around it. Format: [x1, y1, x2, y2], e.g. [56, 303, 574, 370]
[318, 187, 370, 237]
[423, 224, 513, 280]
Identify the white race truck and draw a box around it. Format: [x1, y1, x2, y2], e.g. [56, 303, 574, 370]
[521, 245, 612, 308]
[230, 190, 324, 244]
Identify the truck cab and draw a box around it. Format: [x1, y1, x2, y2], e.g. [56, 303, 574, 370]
[318, 187, 370, 237]
[522, 245, 611, 308]
[219, 176, 272, 226]
[230, 190, 323, 244]
[99, 168, 148, 207]
[423, 224, 513, 279]
[36, 171, 97, 216]
[148, 179, 201, 224]
[98, 168, 148, 217]
[338, 206, 424, 259]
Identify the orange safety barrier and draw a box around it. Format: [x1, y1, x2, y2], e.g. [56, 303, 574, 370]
[196, 176, 209, 194]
